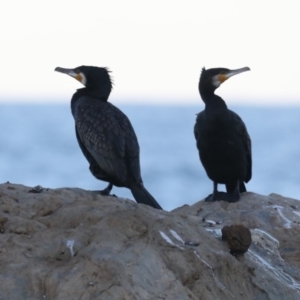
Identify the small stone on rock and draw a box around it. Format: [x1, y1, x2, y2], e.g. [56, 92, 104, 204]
[222, 224, 252, 254]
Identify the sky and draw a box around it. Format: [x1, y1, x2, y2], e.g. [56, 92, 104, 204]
[1, 0, 300, 105]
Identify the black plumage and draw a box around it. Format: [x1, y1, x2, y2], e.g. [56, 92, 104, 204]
[55, 66, 162, 209]
[194, 67, 252, 202]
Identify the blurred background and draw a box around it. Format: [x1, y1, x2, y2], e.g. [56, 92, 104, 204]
[1, 1, 299, 211]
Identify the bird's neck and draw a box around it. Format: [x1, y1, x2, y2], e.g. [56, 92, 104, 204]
[74, 87, 110, 102]
[202, 93, 228, 113]
[71, 88, 109, 116]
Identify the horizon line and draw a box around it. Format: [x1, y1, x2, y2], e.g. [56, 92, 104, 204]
[0, 97, 300, 107]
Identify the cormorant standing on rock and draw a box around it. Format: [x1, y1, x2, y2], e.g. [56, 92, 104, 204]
[194, 67, 252, 202]
[55, 66, 162, 210]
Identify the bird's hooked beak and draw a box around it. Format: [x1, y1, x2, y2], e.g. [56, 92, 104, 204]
[55, 67, 87, 86]
[218, 67, 250, 83]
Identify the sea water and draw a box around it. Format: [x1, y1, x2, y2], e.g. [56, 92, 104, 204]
[1, 103, 299, 211]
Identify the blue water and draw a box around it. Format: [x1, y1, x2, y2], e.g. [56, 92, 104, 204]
[1, 103, 299, 211]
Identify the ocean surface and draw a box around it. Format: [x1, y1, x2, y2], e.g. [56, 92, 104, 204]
[1, 103, 299, 211]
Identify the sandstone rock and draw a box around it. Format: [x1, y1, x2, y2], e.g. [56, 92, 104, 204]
[222, 224, 252, 254]
[1, 183, 300, 299]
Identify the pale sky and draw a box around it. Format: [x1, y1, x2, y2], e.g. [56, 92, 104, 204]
[1, 0, 300, 105]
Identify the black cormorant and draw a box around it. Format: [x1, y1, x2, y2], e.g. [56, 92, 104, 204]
[194, 67, 252, 202]
[55, 66, 162, 209]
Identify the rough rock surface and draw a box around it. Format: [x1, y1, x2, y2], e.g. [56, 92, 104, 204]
[1, 183, 300, 299]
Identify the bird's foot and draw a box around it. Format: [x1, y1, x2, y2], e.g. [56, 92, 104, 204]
[98, 188, 111, 196]
[205, 191, 228, 202]
[226, 193, 240, 203]
[92, 183, 115, 197]
[205, 192, 240, 202]
[225, 186, 241, 203]
[204, 193, 214, 202]
[92, 190, 117, 197]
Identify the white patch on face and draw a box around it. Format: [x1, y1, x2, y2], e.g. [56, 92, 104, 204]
[79, 72, 87, 86]
[212, 75, 221, 88]
[68, 71, 87, 86]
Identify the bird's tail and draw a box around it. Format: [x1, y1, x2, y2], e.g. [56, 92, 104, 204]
[226, 181, 247, 193]
[130, 184, 162, 210]
[239, 181, 247, 193]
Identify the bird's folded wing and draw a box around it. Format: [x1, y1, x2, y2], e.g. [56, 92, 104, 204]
[232, 111, 252, 182]
[74, 100, 140, 183]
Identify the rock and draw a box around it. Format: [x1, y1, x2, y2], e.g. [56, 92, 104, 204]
[222, 224, 252, 254]
[0, 217, 8, 233]
[1, 183, 300, 299]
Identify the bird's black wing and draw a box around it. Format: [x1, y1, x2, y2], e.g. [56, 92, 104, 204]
[73, 97, 141, 185]
[194, 111, 203, 141]
[230, 110, 252, 182]
[75, 126, 108, 181]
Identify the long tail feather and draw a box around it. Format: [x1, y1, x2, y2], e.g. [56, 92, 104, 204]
[239, 181, 247, 193]
[130, 185, 162, 210]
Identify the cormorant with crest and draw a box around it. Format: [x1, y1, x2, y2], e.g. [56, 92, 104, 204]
[194, 66, 252, 202]
[55, 66, 162, 209]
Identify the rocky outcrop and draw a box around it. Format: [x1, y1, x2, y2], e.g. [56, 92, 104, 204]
[0, 183, 300, 299]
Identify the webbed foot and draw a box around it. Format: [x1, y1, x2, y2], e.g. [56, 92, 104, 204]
[93, 183, 114, 196]
[205, 191, 229, 202]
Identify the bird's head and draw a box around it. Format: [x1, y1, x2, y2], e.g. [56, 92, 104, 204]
[199, 66, 250, 95]
[55, 65, 113, 98]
